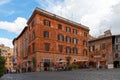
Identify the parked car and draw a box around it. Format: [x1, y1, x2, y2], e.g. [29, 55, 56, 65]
[57, 67, 64, 71]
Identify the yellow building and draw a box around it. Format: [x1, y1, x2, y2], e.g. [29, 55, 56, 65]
[0, 44, 13, 72]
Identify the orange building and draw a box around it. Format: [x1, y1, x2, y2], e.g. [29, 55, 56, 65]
[13, 7, 89, 71]
[13, 27, 29, 72]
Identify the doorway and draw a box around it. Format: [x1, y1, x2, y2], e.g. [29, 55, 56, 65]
[44, 62, 50, 71]
[114, 61, 119, 68]
[43, 58, 51, 71]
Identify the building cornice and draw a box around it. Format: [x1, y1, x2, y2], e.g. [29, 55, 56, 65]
[27, 7, 89, 31]
[88, 35, 113, 42]
[12, 26, 28, 45]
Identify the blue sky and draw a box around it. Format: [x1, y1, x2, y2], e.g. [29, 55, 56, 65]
[0, 0, 120, 48]
[0, 0, 64, 47]
[0, 0, 38, 37]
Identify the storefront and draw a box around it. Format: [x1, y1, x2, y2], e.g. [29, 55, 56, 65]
[40, 58, 53, 71]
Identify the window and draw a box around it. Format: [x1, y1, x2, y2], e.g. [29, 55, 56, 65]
[32, 43, 35, 53]
[83, 40, 87, 46]
[66, 36, 71, 43]
[25, 32, 28, 39]
[44, 31, 49, 38]
[44, 20, 51, 26]
[73, 29, 77, 34]
[66, 27, 71, 32]
[102, 54, 106, 58]
[73, 47, 78, 54]
[115, 53, 119, 58]
[116, 45, 118, 50]
[44, 43, 50, 51]
[29, 34, 31, 42]
[118, 37, 120, 42]
[58, 24, 62, 30]
[84, 32, 87, 37]
[90, 55, 93, 58]
[32, 31, 35, 40]
[31, 20, 34, 27]
[8, 53, 10, 55]
[89, 45, 94, 52]
[116, 45, 120, 50]
[101, 43, 106, 50]
[28, 46, 30, 55]
[58, 34, 64, 41]
[73, 38, 78, 44]
[116, 37, 120, 43]
[83, 49, 87, 56]
[66, 46, 71, 54]
[58, 45, 63, 53]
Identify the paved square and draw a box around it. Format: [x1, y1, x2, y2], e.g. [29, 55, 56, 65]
[1, 69, 120, 80]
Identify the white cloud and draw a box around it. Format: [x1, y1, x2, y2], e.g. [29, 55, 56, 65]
[36, 0, 120, 37]
[0, 17, 27, 34]
[0, 0, 11, 5]
[0, 37, 13, 48]
[100, 2, 120, 35]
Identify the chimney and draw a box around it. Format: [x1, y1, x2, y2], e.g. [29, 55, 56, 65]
[104, 30, 112, 36]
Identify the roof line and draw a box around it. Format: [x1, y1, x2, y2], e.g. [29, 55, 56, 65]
[27, 7, 89, 31]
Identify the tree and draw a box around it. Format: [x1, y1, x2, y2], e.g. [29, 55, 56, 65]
[32, 57, 36, 71]
[0, 55, 6, 77]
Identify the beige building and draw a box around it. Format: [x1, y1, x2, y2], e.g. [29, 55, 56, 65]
[0, 44, 13, 72]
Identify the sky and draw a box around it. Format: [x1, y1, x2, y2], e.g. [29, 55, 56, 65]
[0, 0, 120, 48]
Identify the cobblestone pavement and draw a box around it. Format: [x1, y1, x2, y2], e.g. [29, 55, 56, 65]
[1, 69, 120, 80]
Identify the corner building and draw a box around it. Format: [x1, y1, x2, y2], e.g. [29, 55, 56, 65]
[13, 7, 89, 71]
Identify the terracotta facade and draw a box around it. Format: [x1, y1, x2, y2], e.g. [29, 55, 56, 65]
[13, 8, 89, 71]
